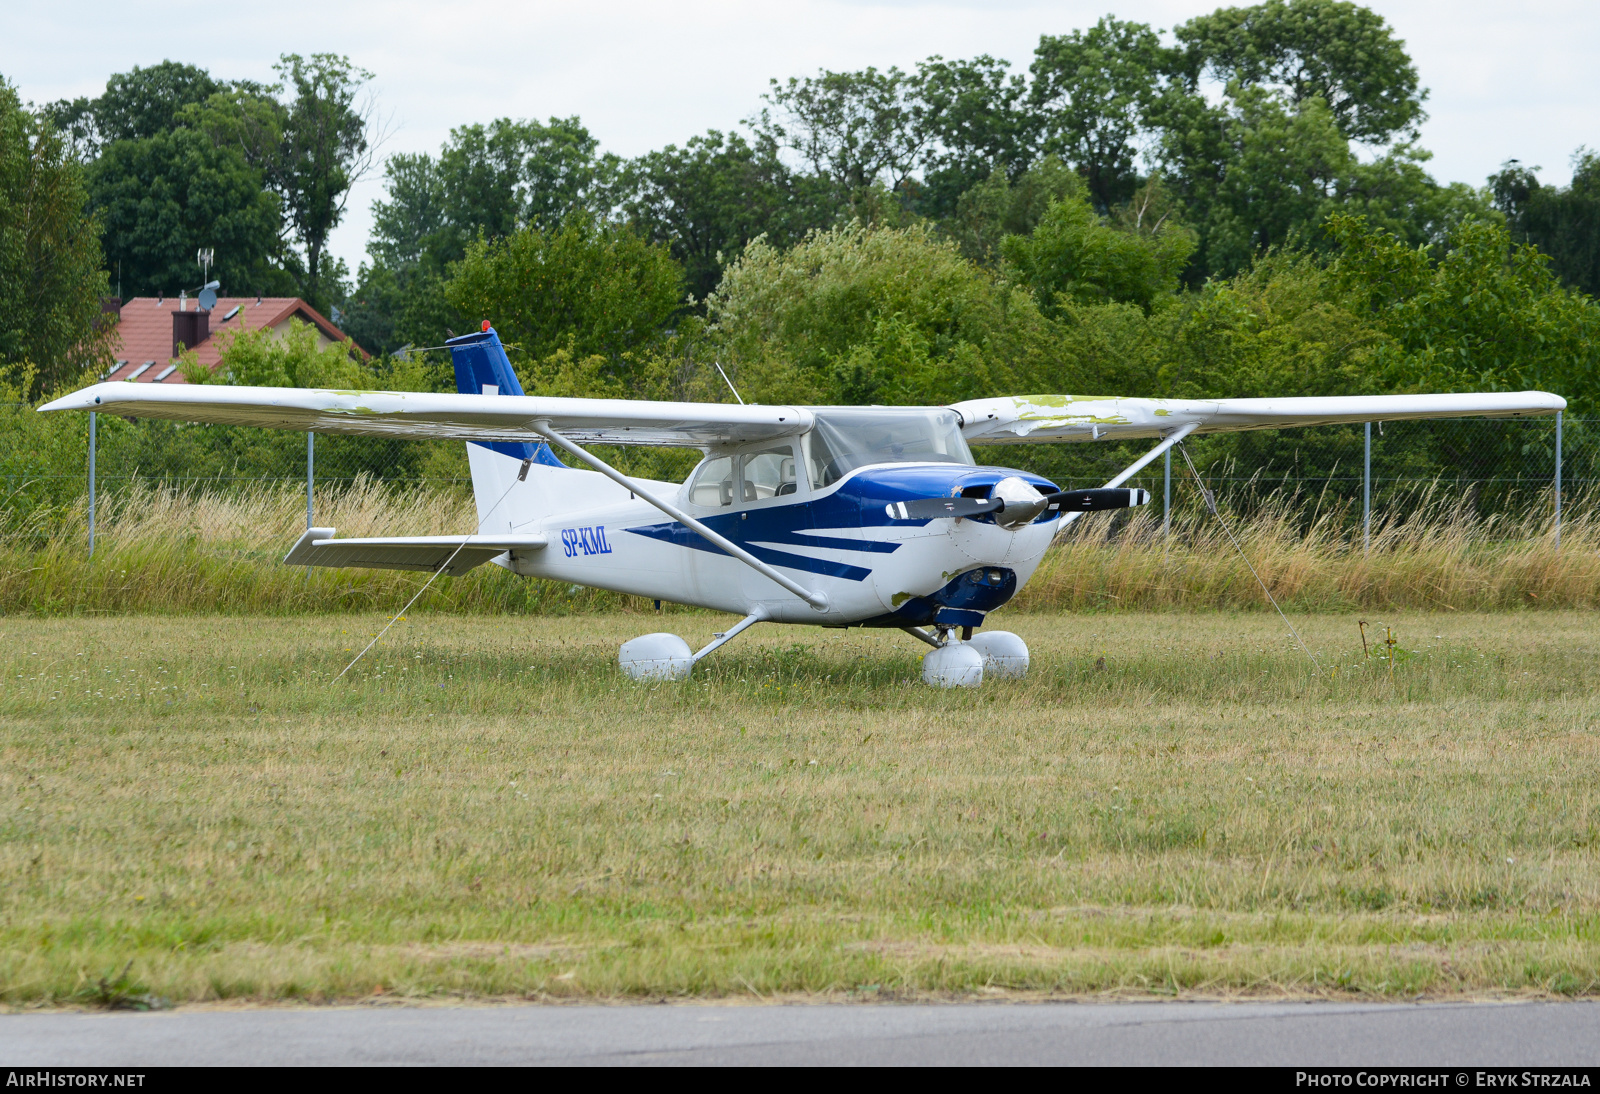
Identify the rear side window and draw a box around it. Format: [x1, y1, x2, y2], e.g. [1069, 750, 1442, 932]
[689, 456, 735, 506]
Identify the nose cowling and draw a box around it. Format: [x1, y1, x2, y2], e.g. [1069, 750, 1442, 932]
[990, 475, 1046, 529]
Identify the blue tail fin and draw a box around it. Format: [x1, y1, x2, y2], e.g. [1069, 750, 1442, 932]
[446, 326, 563, 466]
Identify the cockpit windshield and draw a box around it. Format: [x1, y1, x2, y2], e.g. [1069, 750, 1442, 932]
[805, 408, 973, 488]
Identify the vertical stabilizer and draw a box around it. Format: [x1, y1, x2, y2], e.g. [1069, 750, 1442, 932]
[446, 327, 567, 528]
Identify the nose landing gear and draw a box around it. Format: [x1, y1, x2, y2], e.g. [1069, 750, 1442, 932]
[913, 626, 1031, 687]
[966, 630, 1030, 678]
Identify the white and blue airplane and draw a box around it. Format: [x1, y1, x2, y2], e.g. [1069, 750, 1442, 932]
[42, 326, 1565, 686]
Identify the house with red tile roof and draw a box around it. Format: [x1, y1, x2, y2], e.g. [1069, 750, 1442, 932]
[102, 296, 366, 383]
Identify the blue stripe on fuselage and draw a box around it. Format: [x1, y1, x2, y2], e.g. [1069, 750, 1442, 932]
[624, 520, 877, 580]
[621, 463, 1058, 582]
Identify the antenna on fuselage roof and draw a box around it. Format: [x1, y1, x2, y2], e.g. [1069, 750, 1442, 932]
[714, 362, 745, 405]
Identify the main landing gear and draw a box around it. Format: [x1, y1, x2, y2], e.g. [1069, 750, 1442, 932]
[618, 612, 766, 682]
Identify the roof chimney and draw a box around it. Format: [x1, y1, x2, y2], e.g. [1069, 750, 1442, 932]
[172, 308, 210, 359]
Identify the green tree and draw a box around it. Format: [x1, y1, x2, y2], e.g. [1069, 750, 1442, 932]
[1000, 190, 1196, 314]
[43, 60, 222, 159]
[47, 62, 288, 300]
[89, 122, 286, 298]
[1491, 151, 1600, 297]
[1150, 0, 1459, 278]
[0, 80, 114, 396]
[943, 155, 1086, 265]
[1173, 0, 1426, 144]
[751, 66, 930, 214]
[346, 116, 617, 355]
[181, 316, 366, 388]
[621, 129, 832, 304]
[1158, 86, 1353, 277]
[1327, 214, 1600, 410]
[369, 116, 615, 274]
[1029, 18, 1169, 213]
[267, 53, 378, 312]
[338, 261, 454, 362]
[914, 55, 1035, 219]
[1154, 251, 1385, 400]
[708, 221, 1052, 405]
[445, 216, 684, 385]
[61, 58, 376, 308]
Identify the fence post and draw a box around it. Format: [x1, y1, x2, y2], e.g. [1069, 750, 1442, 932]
[306, 432, 315, 530]
[1554, 410, 1563, 550]
[1363, 421, 1372, 554]
[87, 411, 96, 558]
[1163, 447, 1172, 539]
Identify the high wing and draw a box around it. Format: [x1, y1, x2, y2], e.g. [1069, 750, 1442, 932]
[41, 382, 1564, 450]
[950, 392, 1566, 445]
[284, 528, 548, 577]
[39, 383, 812, 448]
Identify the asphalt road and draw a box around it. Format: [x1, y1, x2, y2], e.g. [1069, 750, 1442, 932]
[2, 1000, 1597, 1066]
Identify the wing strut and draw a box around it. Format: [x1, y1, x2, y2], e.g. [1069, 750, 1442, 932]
[1057, 423, 1198, 532]
[529, 422, 829, 611]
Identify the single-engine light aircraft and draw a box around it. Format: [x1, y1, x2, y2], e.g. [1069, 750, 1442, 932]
[42, 327, 1565, 686]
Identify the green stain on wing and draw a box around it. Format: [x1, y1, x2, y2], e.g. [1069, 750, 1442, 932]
[1008, 394, 1123, 410]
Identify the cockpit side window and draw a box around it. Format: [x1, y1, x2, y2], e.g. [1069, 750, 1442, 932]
[739, 445, 800, 501]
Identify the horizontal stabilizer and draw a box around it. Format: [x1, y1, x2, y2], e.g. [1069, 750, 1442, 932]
[283, 527, 547, 576]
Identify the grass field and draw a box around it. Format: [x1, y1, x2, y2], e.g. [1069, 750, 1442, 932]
[1, 608, 1597, 1006]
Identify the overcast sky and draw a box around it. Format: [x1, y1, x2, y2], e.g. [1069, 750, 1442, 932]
[4, 0, 1595, 276]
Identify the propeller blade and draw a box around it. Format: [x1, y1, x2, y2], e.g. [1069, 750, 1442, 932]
[1044, 488, 1152, 512]
[885, 496, 1004, 520]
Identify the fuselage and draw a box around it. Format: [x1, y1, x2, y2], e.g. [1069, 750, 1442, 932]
[493, 457, 1062, 628]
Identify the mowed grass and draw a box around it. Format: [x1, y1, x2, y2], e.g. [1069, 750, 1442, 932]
[1, 609, 1597, 1005]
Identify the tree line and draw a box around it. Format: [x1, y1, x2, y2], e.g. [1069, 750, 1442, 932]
[1, 0, 1598, 425]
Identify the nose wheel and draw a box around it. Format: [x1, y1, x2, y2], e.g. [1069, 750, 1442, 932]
[916, 628, 1030, 687]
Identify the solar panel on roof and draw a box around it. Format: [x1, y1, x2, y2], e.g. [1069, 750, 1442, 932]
[154, 365, 177, 382]
[127, 362, 153, 380]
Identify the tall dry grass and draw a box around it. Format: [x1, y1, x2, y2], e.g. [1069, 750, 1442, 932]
[1018, 482, 1598, 612]
[1, 478, 1594, 615]
[0, 477, 634, 616]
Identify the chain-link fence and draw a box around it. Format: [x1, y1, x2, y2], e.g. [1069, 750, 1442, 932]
[1001, 416, 1578, 539]
[0, 404, 1582, 550]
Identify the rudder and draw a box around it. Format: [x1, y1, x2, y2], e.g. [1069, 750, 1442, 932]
[446, 326, 568, 528]
[445, 326, 565, 466]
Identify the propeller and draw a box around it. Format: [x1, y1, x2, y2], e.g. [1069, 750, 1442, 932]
[886, 485, 1151, 523]
[1043, 487, 1151, 512]
[886, 496, 1002, 520]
